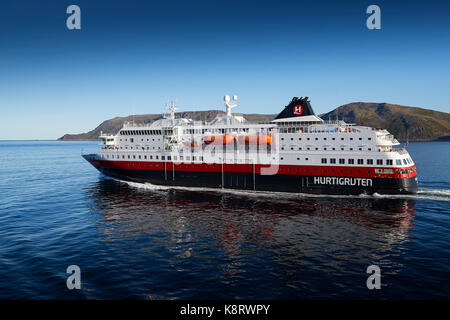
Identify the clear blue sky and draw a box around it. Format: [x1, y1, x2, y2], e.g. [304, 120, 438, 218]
[0, 0, 449, 139]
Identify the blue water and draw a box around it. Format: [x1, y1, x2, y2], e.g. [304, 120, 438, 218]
[0, 141, 449, 299]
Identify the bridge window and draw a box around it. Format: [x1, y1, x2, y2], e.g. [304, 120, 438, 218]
[396, 160, 402, 165]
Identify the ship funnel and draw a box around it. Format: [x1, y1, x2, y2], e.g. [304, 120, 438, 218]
[274, 96, 316, 120]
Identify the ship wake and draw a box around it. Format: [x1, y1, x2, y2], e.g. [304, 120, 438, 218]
[109, 178, 450, 203]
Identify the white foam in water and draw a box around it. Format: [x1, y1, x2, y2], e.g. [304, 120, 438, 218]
[114, 178, 450, 202]
[118, 180, 170, 191]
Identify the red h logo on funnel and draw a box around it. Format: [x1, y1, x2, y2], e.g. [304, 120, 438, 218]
[293, 105, 303, 115]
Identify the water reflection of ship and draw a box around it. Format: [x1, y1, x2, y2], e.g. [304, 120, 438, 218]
[87, 179, 416, 253]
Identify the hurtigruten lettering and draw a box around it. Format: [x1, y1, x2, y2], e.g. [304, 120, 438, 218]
[314, 176, 373, 186]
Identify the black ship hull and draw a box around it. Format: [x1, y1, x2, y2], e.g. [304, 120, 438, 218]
[83, 155, 418, 195]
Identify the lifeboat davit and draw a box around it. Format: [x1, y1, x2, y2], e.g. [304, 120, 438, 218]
[203, 134, 235, 145]
[237, 134, 272, 145]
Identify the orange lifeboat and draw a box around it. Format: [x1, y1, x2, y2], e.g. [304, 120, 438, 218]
[237, 134, 272, 145]
[183, 140, 201, 148]
[203, 134, 235, 145]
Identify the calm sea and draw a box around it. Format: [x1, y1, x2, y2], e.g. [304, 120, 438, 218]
[0, 141, 448, 299]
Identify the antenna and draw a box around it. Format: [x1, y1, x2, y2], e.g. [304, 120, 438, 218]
[224, 94, 238, 117]
[165, 100, 179, 120]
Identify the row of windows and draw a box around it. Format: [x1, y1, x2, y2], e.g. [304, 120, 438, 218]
[281, 137, 372, 141]
[282, 146, 373, 151]
[101, 151, 412, 168]
[316, 158, 413, 166]
[278, 167, 373, 174]
[105, 145, 161, 150]
[320, 158, 392, 165]
[278, 127, 361, 134]
[120, 130, 162, 135]
[102, 154, 204, 162]
[278, 156, 393, 166]
[183, 128, 252, 134]
[119, 138, 161, 142]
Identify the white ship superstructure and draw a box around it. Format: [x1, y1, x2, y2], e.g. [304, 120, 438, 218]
[84, 96, 418, 194]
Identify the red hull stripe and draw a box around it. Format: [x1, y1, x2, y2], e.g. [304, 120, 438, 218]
[89, 160, 417, 179]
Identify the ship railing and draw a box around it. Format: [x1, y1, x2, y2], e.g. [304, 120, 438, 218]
[391, 148, 408, 154]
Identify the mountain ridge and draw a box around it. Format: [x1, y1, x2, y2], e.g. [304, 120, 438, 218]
[58, 102, 450, 141]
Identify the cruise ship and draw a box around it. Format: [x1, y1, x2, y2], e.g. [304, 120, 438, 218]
[83, 96, 418, 195]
